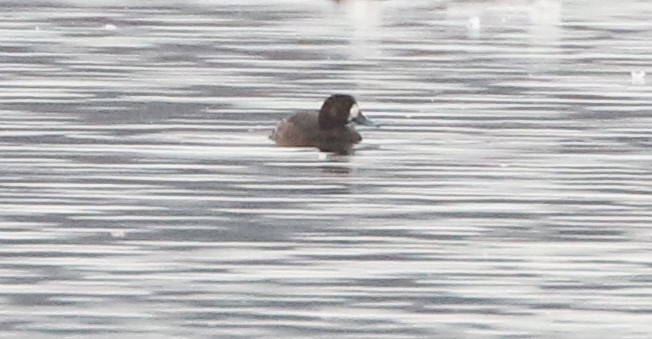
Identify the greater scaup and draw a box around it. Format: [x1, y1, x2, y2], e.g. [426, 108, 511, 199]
[270, 94, 374, 155]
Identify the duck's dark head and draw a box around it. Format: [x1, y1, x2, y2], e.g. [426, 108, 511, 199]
[318, 94, 374, 129]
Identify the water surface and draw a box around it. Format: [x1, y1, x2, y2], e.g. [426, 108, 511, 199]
[1, 0, 652, 337]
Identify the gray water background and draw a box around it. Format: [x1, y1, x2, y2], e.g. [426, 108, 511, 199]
[1, 0, 651, 337]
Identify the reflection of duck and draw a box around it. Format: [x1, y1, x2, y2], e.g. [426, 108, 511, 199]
[270, 95, 374, 155]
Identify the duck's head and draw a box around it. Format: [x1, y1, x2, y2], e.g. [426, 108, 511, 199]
[319, 94, 374, 129]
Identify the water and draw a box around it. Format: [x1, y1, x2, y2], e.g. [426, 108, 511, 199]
[1, 0, 652, 337]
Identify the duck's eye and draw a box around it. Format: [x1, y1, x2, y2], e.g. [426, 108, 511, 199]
[349, 104, 359, 119]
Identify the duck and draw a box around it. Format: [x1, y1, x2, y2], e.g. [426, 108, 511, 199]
[269, 94, 374, 155]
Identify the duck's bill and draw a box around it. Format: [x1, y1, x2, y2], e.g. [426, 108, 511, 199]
[351, 112, 376, 127]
